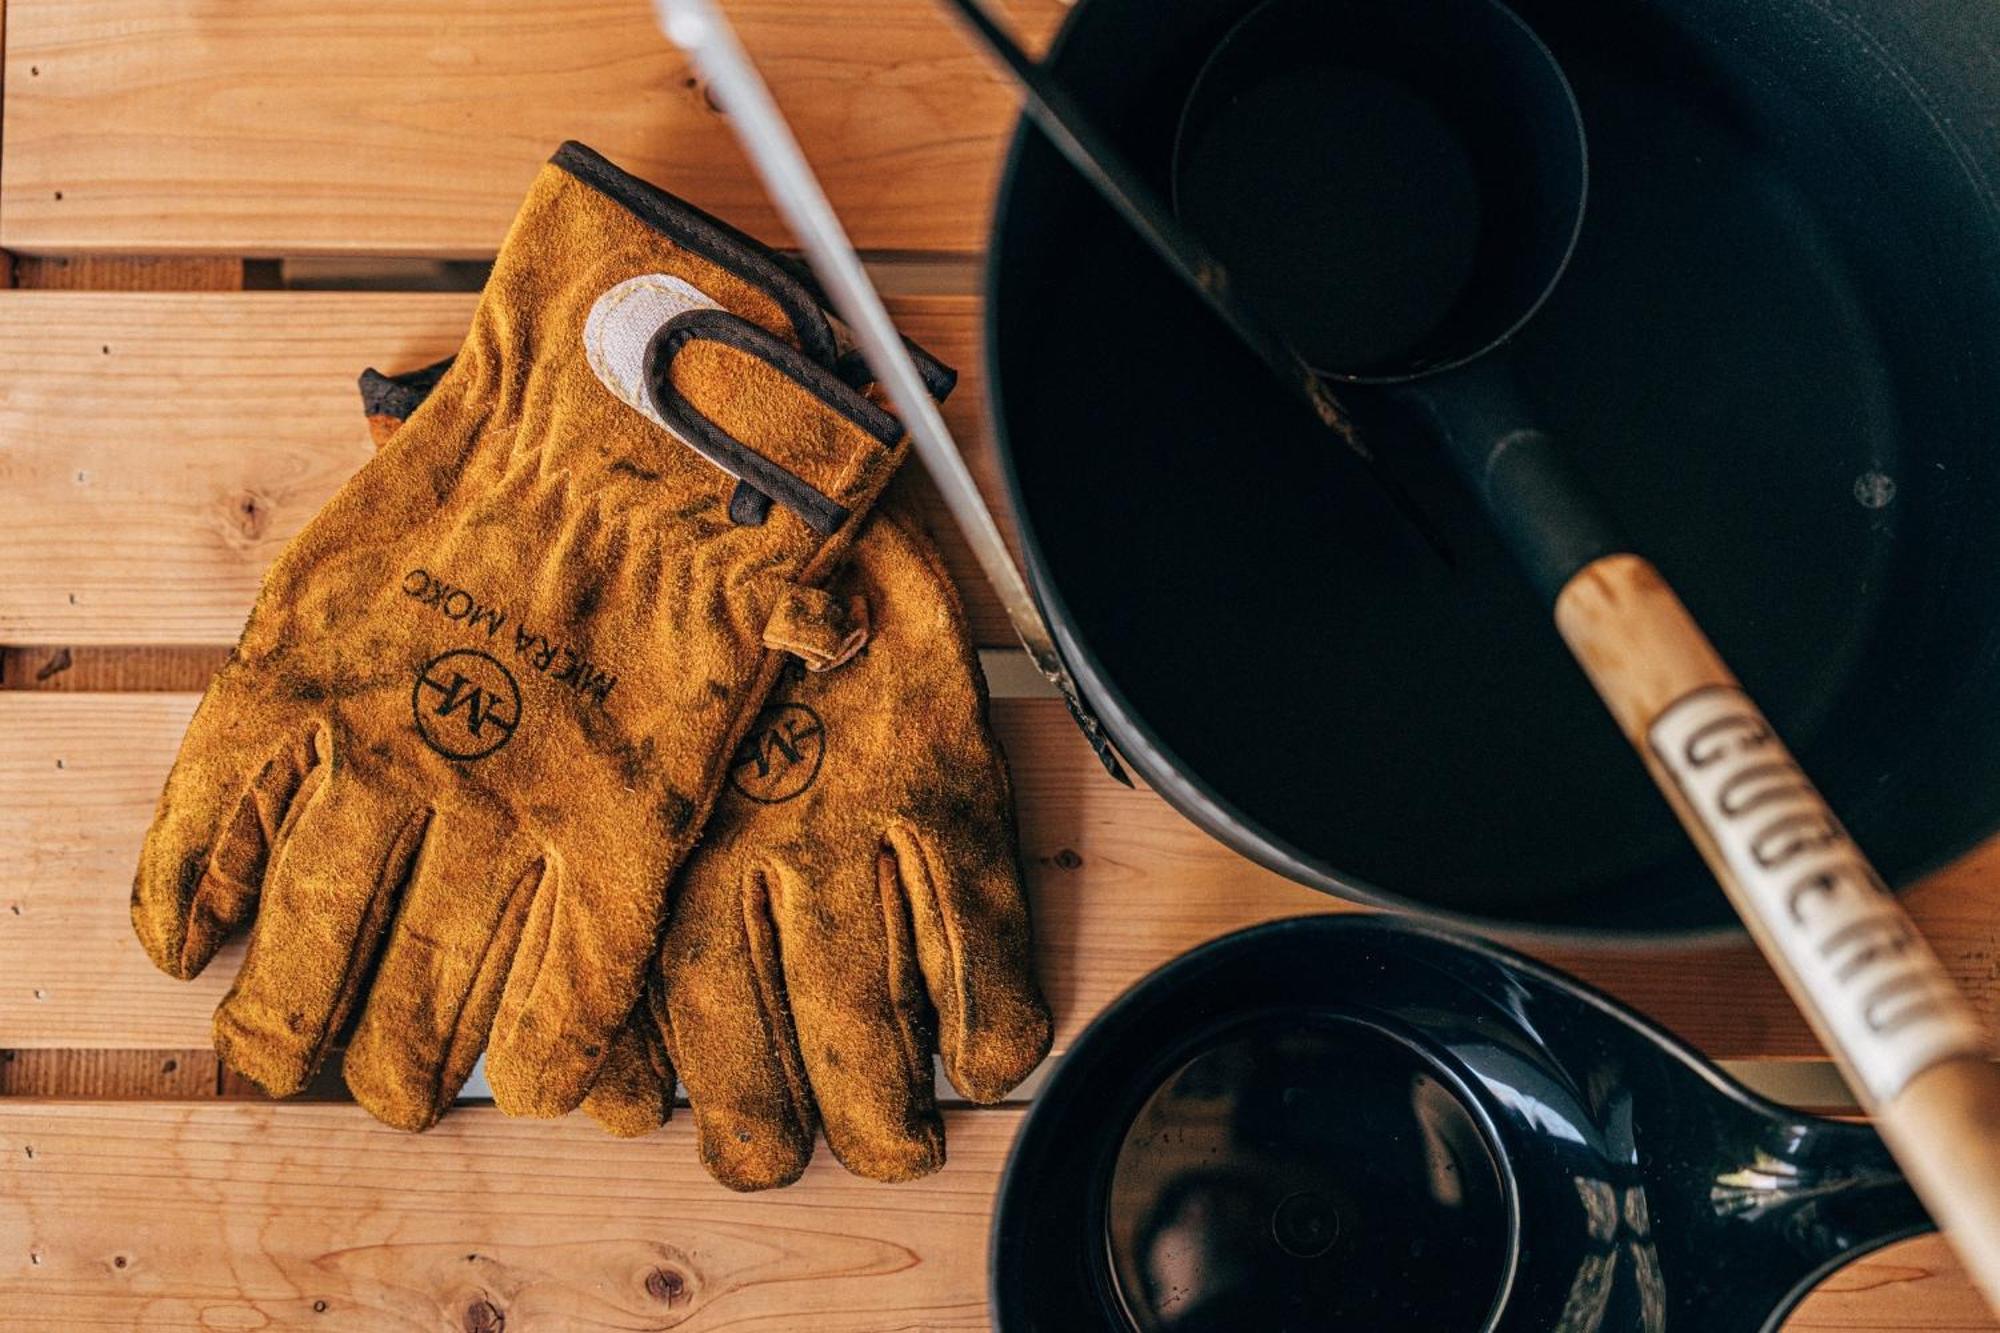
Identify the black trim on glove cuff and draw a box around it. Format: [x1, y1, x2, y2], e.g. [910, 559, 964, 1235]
[645, 309, 903, 537]
[359, 357, 455, 421]
[551, 140, 842, 370]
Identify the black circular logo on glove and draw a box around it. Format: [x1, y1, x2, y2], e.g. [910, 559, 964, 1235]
[412, 650, 521, 761]
[729, 702, 825, 803]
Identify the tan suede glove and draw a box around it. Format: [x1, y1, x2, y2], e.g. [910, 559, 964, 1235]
[131, 143, 909, 1126]
[361, 364, 1053, 1190]
[575, 501, 1052, 1188]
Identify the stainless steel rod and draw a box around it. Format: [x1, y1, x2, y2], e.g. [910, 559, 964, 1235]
[658, 0, 1128, 780]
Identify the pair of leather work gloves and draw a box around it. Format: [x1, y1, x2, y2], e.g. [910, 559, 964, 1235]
[130, 142, 1051, 1190]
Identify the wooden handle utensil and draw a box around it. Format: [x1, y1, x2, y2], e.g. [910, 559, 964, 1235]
[1559, 552, 2000, 1303]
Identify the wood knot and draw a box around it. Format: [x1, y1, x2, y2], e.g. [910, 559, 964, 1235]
[462, 1298, 504, 1332]
[683, 77, 723, 115]
[1052, 848, 1083, 871]
[645, 1266, 690, 1306]
[230, 490, 271, 541]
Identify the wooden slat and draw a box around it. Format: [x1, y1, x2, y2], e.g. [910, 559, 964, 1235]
[0, 1101, 1983, 1330]
[0, 1103, 1001, 1329]
[8, 689, 2000, 1062]
[0, 0, 1065, 258]
[0, 289, 1018, 645]
[1783, 1237, 1998, 1331]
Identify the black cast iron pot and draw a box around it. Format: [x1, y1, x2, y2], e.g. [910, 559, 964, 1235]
[990, 915, 1931, 1330]
[985, 0, 2000, 938]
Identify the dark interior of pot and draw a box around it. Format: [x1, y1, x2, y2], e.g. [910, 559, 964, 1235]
[988, 0, 2000, 933]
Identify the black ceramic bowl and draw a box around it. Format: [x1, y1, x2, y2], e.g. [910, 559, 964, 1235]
[985, 0, 2000, 937]
[989, 916, 1930, 1331]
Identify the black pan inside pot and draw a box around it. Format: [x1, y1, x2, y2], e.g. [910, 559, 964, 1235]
[986, 0, 2000, 935]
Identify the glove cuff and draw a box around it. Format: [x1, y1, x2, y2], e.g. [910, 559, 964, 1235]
[554, 141, 958, 405]
[549, 141, 840, 364]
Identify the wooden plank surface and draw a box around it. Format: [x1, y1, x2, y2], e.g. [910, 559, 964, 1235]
[0, 1103, 1001, 1329]
[0, 10, 1994, 1333]
[1784, 1238, 1999, 1330]
[0, 0, 1065, 258]
[0, 1100, 1978, 1331]
[0, 289, 1018, 645]
[8, 688, 2000, 1062]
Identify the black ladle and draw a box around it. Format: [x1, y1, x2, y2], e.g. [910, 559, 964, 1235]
[1172, 0, 1584, 390]
[937, 0, 1454, 561]
[993, 914, 1934, 1331]
[946, 0, 2000, 1302]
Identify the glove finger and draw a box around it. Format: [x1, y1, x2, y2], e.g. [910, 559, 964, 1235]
[342, 822, 546, 1131]
[658, 863, 816, 1190]
[767, 853, 945, 1184]
[482, 854, 662, 1119]
[132, 714, 323, 980]
[887, 823, 1052, 1103]
[212, 781, 429, 1098]
[579, 1013, 675, 1139]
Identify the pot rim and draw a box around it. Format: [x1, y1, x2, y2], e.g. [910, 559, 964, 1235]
[975, 0, 1963, 948]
